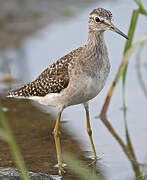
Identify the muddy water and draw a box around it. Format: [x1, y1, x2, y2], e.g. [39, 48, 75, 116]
[0, 97, 102, 179]
[0, 0, 147, 179]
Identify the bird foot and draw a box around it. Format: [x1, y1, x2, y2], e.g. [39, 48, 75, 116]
[58, 166, 66, 176]
[88, 155, 99, 167]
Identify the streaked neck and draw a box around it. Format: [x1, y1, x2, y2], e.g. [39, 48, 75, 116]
[87, 31, 104, 47]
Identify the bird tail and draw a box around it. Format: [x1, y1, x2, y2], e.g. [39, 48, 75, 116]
[7, 84, 31, 98]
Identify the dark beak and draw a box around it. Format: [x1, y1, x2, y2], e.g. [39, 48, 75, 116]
[111, 24, 129, 40]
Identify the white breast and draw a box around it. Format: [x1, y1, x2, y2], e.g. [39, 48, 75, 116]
[61, 69, 109, 107]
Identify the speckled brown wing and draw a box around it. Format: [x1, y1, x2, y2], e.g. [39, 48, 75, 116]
[8, 47, 82, 97]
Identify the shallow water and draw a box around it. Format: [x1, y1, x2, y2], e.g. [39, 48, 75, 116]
[1, 97, 100, 180]
[0, 0, 147, 179]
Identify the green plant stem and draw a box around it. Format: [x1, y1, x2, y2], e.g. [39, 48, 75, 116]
[122, 3, 147, 121]
[0, 105, 29, 180]
[122, 9, 139, 90]
[122, 3, 146, 179]
[136, 0, 147, 15]
[122, 9, 140, 170]
[122, 2, 147, 120]
[124, 9, 139, 54]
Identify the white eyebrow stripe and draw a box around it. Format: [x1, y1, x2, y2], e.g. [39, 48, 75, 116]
[90, 14, 99, 18]
[90, 14, 102, 21]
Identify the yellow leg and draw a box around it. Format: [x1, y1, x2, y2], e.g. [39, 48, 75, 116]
[84, 103, 97, 161]
[53, 110, 65, 175]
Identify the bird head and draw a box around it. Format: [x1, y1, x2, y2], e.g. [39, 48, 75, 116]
[89, 8, 129, 40]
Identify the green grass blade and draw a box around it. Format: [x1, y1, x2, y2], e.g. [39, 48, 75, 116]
[124, 9, 139, 54]
[122, 9, 139, 88]
[0, 105, 30, 180]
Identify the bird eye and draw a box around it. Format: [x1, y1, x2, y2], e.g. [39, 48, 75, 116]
[95, 17, 100, 23]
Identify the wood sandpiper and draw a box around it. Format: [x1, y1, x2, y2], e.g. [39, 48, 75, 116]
[8, 8, 129, 175]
